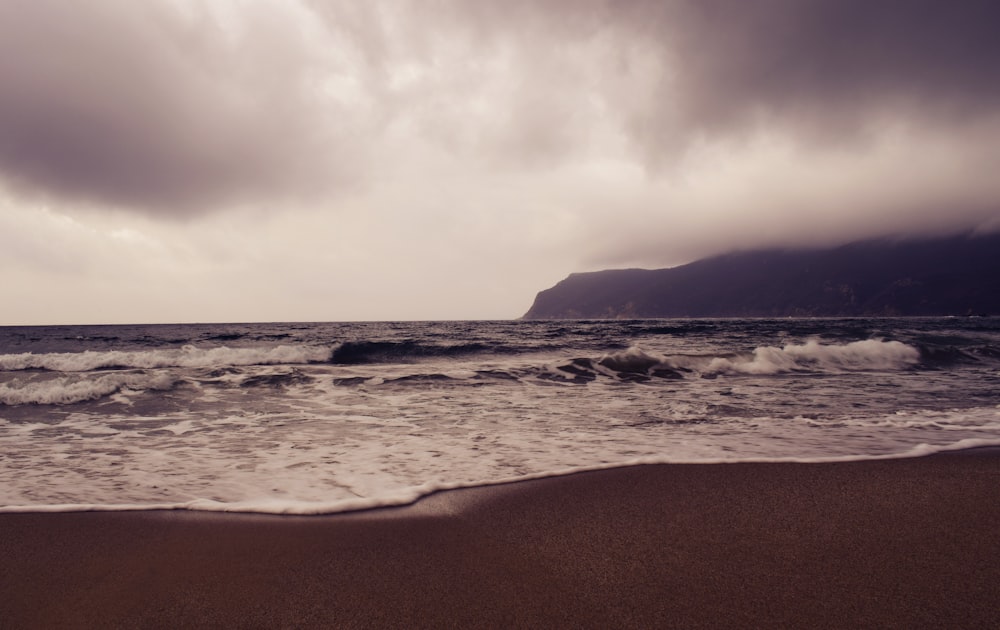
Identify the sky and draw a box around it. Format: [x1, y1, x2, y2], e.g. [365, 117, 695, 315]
[2, 0, 1000, 324]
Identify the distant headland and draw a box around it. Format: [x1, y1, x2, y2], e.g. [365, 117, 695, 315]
[523, 233, 1000, 319]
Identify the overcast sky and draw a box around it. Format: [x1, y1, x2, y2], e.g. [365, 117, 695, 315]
[3, 0, 999, 324]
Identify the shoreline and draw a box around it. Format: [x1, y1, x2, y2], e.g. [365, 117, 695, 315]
[2, 453, 999, 627]
[4, 441, 1000, 516]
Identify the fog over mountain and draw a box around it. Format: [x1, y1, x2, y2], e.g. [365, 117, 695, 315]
[2, 1, 999, 323]
[524, 234, 1000, 319]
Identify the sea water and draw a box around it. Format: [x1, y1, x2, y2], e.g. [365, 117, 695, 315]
[2, 318, 999, 513]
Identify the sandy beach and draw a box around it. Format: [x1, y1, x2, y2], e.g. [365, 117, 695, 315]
[2, 451, 999, 629]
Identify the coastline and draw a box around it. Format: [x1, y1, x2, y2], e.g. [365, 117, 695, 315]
[2, 452, 999, 628]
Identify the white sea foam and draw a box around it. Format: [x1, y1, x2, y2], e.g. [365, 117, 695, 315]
[2, 437, 998, 515]
[0, 372, 178, 405]
[703, 339, 920, 375]
[0, 344, 332, 372]
[805, 406, 1000, 431]
[590, 340, 921, 378]
[2, 380, 998, 515]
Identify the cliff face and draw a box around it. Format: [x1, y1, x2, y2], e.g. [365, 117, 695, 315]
[522, 234, 1000, 319]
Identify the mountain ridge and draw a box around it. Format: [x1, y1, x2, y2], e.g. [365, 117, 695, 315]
[522, 233, 1000, 319]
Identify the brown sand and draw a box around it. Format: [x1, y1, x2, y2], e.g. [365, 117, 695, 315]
[2, 451, 999, 629]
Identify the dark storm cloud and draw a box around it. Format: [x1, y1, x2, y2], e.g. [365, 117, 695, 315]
[3, 0, 1000, 323]
[391, 0, 1000, 266]
[427, 0, 1000, 162]
[3, 0, 999, 224]
[636, 0, 1000, 157]
[0, 0, 350, 216]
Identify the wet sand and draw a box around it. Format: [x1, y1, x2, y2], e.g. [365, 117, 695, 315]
[2, 451, 999, 628]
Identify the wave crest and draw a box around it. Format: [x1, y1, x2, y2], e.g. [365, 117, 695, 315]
[704, 339, 920, 375]
[0, 372, 178, 405]
[0, 345, 332, 372]
[541, 339, 922, 383]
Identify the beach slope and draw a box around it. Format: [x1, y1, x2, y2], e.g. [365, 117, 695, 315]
[2, 452, 999, 628]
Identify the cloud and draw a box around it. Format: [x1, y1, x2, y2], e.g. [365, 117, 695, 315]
[5, 0, 997, 216]
[580, 120, 1000, 268]
[632, 0, 1000, 160]
[0, 0, 359, 216]
[2, 0, 999, 323]
[384, 0, 1000, 164]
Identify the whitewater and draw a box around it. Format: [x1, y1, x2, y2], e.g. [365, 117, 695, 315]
[2, 318, 999, 514]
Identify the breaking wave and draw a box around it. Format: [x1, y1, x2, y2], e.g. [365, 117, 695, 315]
[0, 372, 178, 405]
[538, 339, 922, 384]
[0, 345, 332, 372]
[329, 340, 927, 389]
[702, 339, 921, 375]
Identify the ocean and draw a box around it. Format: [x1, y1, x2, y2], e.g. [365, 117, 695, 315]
[2, 318, 999, 514]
